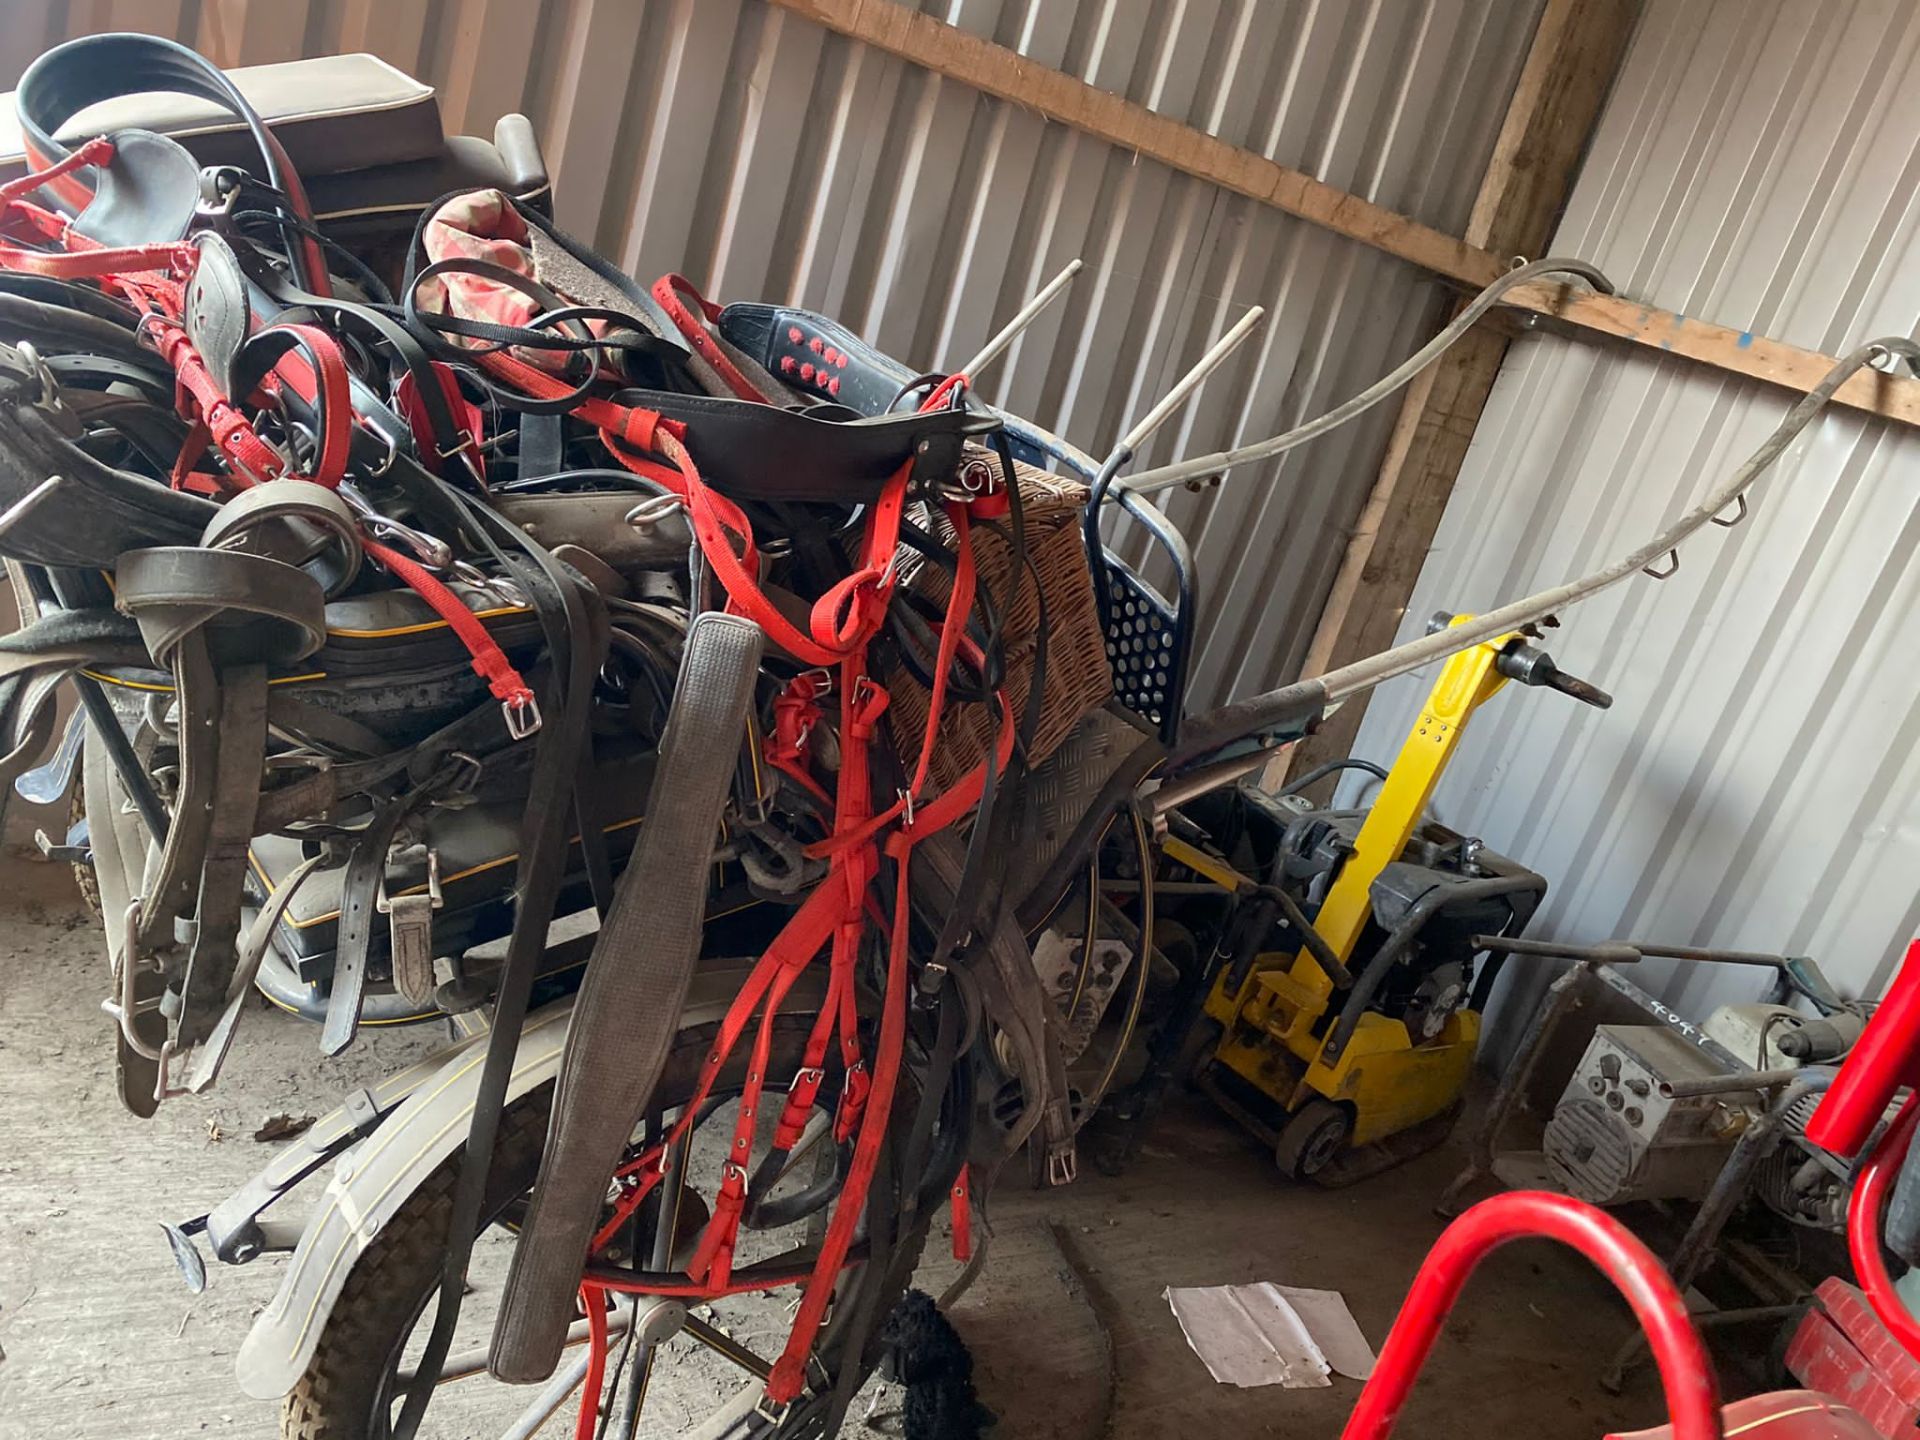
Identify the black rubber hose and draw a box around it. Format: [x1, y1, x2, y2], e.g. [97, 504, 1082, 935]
[1320, 872, 1548, 1065]
[1279, 757, 1389, 798]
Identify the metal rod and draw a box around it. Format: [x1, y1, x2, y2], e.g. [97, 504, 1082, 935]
[498, 1347, 593, 1440]
[1436, 962, 1594, 1218]
[1628, 943, 1791, 969]
[1468, 935, 1643, 965]
[1118, 305, 1265, 455]
[1343, 1193, 1720, 1440]
[1600, 1304, 1803, 1396]
[1119, 258, 1611, 497]
[1147, 747, 1269, 816]
[953, 258, 1082, 382]
[1171, 336, 1920, 770]
[410, 1306, 636, 1386]
[1659, 1068, 1804, 1099]
[1664, 1073, 1833, 1292]
[683, 1315, 774, 1380]
[612, 1120, 695, 1437]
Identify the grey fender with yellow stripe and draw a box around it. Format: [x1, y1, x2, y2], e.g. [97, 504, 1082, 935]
[234, 998, 573, 1399]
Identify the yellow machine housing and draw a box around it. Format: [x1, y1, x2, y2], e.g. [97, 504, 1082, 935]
[1192, 616, 1578, 1176]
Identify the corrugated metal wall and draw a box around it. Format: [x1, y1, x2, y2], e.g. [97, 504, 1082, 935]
[1346, 0, 1920, 1037]
[0, 0, 1548, 708]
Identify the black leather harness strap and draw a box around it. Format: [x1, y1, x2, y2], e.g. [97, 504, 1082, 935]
[115, 546, 326, 1061]
[319, 792, 411, 1057]
[175, 660, 268, 1048]
[489, 610, 763, 1384]
[388, 483, 607, 1440]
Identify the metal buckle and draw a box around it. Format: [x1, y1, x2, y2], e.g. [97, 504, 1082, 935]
[438, 751, 484, 797]
[379, 852, 443, 1008]
[798, 667, 835, 697]
[897, 787, 916, 828]
[338, 481, 455, 571]
[503, 692, 543, 740]
[153, 1038, 193, 1103]
[376, 849, 443, 915]
[133, 311, 176, 352]
[789, 1066, 826, 1095]
[360, 421, 400, 478]
[1047, 1144, 1079, 1187]
[16, 341, 61, 411]
[103, 898, 165, 1062]
[15, 341, 78, 436]
[752, 1390, 793, 1427]
[450, 560, 526, 608]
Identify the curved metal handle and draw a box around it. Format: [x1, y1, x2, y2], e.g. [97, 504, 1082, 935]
[1342, 1192, 1721, 1440]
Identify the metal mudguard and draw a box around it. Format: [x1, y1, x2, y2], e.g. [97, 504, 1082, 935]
[234, 998, 573, 1399]
[233, 964, 795, 1400]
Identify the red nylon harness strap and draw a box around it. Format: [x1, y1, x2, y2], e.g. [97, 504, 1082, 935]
[231, 321, 354, 489]
[651, 272, 770, 403]
[18, 136, 93, 210]
[157, 322, 288, 486]
[467, 340, 913, 670]
[360, 538, 538, 730]
[0, 137, 196, 280]
[950, 1165, 973, 1262]
[764, 671, 832, 805]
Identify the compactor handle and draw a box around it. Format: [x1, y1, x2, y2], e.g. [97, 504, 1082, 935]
[1496, 641, 1613, 710]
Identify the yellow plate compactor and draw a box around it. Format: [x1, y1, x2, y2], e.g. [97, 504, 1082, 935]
[1174, 614, 1612, 1182]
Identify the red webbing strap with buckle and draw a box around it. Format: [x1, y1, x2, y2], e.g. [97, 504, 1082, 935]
[154, 322, 288, 486]
[765, 671, 832, 805]
[361, 538, 537, 725]
[244, 322, 353, 488]
[651, 272, 769, 402]
[765, 827, 918, 1404]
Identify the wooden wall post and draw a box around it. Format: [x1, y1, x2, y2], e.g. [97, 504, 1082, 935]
[1281, 0, 1641, 795]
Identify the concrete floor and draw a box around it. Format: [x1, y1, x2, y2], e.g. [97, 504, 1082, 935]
[0, 862, 1697, 1440]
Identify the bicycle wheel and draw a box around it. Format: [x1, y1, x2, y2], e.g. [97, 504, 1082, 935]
[283, 989, 946, 1439]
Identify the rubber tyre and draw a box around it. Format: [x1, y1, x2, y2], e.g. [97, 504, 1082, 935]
[1273, 1097, 1352, 1181]
[282, 1003, 921, 1439]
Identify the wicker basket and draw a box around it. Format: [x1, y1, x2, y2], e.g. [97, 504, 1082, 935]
[888, 448, 1112, 791]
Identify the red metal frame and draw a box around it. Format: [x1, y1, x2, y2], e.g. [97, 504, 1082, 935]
[1808, 940, 1920, 1160]
[1843, 1094, 1920, 1357]
[1341, 1191, 1722, 1440]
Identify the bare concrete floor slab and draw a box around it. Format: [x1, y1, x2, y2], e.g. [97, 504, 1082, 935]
[0, 866, 1698, 1440]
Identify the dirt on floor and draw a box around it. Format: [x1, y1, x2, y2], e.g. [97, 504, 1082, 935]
[0, 860, 1713, 1440]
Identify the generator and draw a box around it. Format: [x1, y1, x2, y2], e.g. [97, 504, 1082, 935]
[1541, 996, 1868, 1208]
[1544, 1024, 1758, 1205]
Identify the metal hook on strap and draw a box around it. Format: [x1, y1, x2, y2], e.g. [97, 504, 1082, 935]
[1709, 493, 1747, 528]
[1642, 549, 1680, 580]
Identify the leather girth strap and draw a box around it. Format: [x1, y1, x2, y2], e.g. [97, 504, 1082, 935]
[114, 547, 325, 1063]
[490, 611, 764, 1383]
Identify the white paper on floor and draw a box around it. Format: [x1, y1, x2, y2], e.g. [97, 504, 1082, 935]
[1164, 1282, 1377, 1389]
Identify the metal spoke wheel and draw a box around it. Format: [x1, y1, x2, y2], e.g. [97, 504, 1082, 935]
[283, 1005, 939, 1440]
